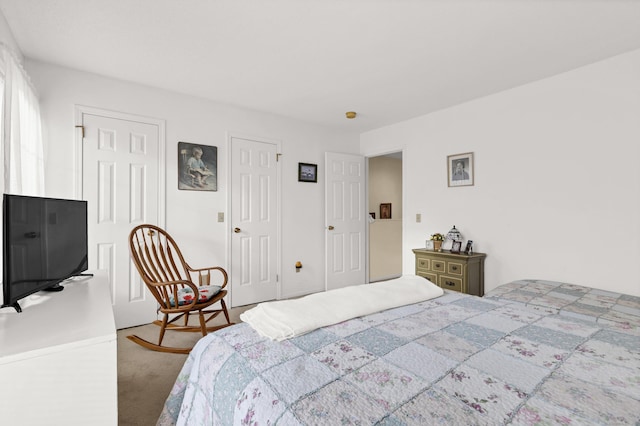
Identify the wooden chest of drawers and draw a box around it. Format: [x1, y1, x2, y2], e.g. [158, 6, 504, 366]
[412, 248, 486, 296]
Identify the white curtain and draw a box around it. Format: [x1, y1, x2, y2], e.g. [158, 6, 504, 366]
[1, 44, 45, 196]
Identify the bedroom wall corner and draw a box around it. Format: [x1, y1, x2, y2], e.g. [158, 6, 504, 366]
[360, 48, 640, 297]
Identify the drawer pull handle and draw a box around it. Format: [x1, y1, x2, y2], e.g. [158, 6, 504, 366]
[452, 266, 458, 271]
[435, 263, 441, 268]
[445, 281, 455, 286]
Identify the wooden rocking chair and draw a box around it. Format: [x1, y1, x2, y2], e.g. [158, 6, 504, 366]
[127, 224, 233, 354]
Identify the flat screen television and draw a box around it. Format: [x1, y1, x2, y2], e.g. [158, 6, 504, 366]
[1, 194, 89, 312]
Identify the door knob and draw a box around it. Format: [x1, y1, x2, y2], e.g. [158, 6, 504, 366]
[328, 225, 334, 230]
[234, 227, 241, 233]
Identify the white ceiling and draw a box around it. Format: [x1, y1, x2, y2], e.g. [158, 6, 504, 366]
[1, 0, 639, 133]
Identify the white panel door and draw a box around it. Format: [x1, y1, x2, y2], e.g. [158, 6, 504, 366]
[325, 152, 366, 290]
[81, 110, 164, 329]
[230, 137, 279, 307]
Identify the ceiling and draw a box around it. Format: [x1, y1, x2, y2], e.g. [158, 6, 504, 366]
[1, 0, 639, 133]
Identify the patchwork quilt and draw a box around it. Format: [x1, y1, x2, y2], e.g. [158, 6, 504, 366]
[158, 279, 640, 425]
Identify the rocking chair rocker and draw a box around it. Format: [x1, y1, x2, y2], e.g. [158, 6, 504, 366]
[127, 224, 233, 354]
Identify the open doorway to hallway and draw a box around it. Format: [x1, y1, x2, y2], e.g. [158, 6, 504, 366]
[368, 152, 402, 282]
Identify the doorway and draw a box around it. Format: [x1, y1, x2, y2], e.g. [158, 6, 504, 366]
[368, 152, 403, 282]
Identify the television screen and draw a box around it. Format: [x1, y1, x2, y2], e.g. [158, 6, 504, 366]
[2, 194, 88, 312]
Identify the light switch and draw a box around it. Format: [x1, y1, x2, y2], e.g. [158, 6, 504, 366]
[217, 212, 224, 222]
[416, 213, 421, 223]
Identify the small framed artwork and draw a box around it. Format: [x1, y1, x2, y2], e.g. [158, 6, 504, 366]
[464, 240, 474, 255]
[447, 152, 474, 187]
[451, 241, 462, 254]
[178, 142, 217, 191]
[425, 240, 434, 250]
[298, 163, 317, 182]
[380, 203, 392, 219]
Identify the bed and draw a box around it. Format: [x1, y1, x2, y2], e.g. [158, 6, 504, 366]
[158, 277, 640, 425]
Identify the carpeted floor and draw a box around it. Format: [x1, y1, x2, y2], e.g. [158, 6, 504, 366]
[117, 305, 253, 426]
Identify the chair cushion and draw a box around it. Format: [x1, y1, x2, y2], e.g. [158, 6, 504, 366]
[170, 285, 222, 306]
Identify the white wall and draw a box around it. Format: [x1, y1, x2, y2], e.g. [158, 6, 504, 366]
[361, 49, 640, 297]
[24, 59, 359, 300]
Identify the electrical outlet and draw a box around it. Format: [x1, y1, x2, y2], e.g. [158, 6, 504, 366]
[416, 213, 421, 223]
[217, 212, 224, 222]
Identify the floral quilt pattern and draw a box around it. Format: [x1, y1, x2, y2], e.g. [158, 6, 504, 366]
[158, 280, 640, 425]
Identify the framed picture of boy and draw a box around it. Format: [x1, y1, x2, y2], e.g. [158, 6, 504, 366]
[178, 142, 217, 191]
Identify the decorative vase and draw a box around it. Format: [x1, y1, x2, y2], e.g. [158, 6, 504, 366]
[433, 240, 442, 251]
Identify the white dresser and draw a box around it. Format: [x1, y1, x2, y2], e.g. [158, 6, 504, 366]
[0, 270, 117, 425]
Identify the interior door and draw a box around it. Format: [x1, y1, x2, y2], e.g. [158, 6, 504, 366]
[325, 152, 366, 290]
[230, 136, 279, 307]
[80, 107, 165, 329]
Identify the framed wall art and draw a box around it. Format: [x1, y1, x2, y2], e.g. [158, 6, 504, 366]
[380, 203, 391, 219]
[447, 152, 474, 187]
[178, 142, 217, 191]
[298, 163, 317, 182]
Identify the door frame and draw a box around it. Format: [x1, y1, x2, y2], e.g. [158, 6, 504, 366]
[227, 132, 282, 305]
[74, 105, 167, 231]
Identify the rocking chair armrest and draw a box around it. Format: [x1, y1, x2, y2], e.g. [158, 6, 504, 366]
[184, 265, 229, 288]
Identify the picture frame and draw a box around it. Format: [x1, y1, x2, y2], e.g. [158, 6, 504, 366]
[380, 203, 392, 219]
[298, 163, 317, 182]
[425, 240, 434, 250]
[464, 240, 473, 255]
[178, 142, 217, 191]
[451, 240, 462, 254]
[447, 152, 474, 187]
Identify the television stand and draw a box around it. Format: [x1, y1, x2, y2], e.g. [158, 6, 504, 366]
[42, 273, 95, 293]
[43, 283, 65, 292]
[0, 271, 117, 424]
[1, 302, 22, 313]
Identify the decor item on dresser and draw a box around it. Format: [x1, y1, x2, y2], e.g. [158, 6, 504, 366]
[380, 202, 391, 219]
[429, 232, 444, 251]
[447, 152, 474, 187]
[464, 240, 474, 255]
[413, 248, 486, 296]
[298, 162, 317, 182]
[451, 240, 462, 254]
[158, 278, 640, 425]
[442, 225, 462, 251]
[178, 142, 217, 191]
[425, 240, 434, 250]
